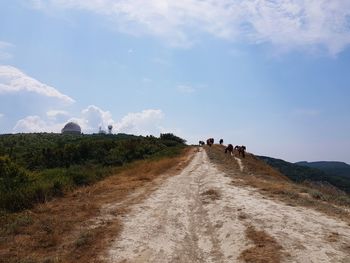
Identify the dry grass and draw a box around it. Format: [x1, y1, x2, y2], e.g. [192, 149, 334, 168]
[240, 225, 283, 263]
[0, 147, 194, 263]
[238, 212, 249, 220]
[201, 189, 221, 201]
[240, 153, 288, 181]
[326, 232, 340, 243]
[206, 145, 287, 181]
[206, 145, 350, 224]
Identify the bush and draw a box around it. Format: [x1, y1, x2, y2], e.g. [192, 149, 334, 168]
[160, 133, 186, 144]
[0, 133, 187, 213]
[0, 157, 34, 211]
[0, 156, 29, 191]
[0, 189, 32, 212]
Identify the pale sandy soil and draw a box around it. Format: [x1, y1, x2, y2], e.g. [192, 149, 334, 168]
[103, 149, 350, 263]
[234, 157, 244, 172]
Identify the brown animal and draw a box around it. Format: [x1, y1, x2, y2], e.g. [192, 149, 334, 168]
[235, 145, 246, 158]
[206, 138, 214, 146]
[225, 144, 233, 154]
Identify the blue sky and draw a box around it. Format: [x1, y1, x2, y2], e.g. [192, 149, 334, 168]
[0, 0, 350, 163]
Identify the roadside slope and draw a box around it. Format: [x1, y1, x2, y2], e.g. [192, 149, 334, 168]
[207, 145, 350, 223]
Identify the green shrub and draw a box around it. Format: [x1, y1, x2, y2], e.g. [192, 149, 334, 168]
[0, 133, 187, 213]
[52, 181, 64, 197]
[0, 156, 29, 191]
[160, 133, 186, 145]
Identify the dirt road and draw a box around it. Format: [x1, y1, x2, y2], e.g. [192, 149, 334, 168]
[104, 149, 350, 263]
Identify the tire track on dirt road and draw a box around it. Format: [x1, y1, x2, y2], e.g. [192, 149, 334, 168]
[104, 149, 247, 262]
[104, 149, 350, 263]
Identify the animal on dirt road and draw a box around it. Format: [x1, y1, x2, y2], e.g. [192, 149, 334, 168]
[225, 144, 234, 155]
[234, 145, 246, 158]
[199, 140, 205, 146]
[206, 138, 214, 146]
[219, 139, 223, 145]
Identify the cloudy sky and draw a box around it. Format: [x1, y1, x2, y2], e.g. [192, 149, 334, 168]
[1, 0, 350, 163]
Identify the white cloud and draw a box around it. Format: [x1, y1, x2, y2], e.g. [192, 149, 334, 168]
[79, 107, 164, 135]
[46, 110, 69, 118]
[31, 0, 350, 55]
[177, 84, 195, 93]
[0, 42, 12, 49]
[0, 41, 13, 60]
[114, 109, 164, 136]
[13, 115, 63, 133]
[80, 105, 114, 133]
[0, 65, 75, 103]
[46, 110, 70, 123]
[14, 106, 165, 136]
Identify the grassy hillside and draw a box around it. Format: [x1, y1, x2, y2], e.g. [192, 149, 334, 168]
[0, 133, 186, 212]
[296, 161, 350, 178]
[206, 145, 350, 222]
[258, 156, 350, 194]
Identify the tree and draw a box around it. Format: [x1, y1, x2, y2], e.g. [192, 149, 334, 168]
[160, 133, 186, 144]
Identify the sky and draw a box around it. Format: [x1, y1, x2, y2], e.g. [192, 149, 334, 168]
[0, 0, 350, 163]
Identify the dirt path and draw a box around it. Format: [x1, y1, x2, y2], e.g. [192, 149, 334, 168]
[234, 157, 244, 172]
[104, 149, 350, 263]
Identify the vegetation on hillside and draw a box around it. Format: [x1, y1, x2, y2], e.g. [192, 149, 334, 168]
[0, 133, 186, 212]
[207, 145, 350, 224]
[296, 161, 350, 178]
[258, 156, 350, 194]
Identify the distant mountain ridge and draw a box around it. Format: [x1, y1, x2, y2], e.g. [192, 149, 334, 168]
[257, 156, 350, 194]
[296, 161, 350, 179]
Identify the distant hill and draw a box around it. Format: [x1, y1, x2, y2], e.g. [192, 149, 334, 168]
[296, 161, 350, 179]
[257, 156, 350, 194]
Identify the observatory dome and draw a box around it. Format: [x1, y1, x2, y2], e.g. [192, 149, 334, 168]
[61, 122, 81, 135]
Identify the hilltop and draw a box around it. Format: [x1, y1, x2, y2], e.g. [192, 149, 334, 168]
[1, 142, 349, 262]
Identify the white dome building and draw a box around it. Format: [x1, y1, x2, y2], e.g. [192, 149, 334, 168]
[61, 122, 81, 135]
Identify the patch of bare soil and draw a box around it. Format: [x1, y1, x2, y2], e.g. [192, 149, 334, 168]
[0, 148, 193, 263]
